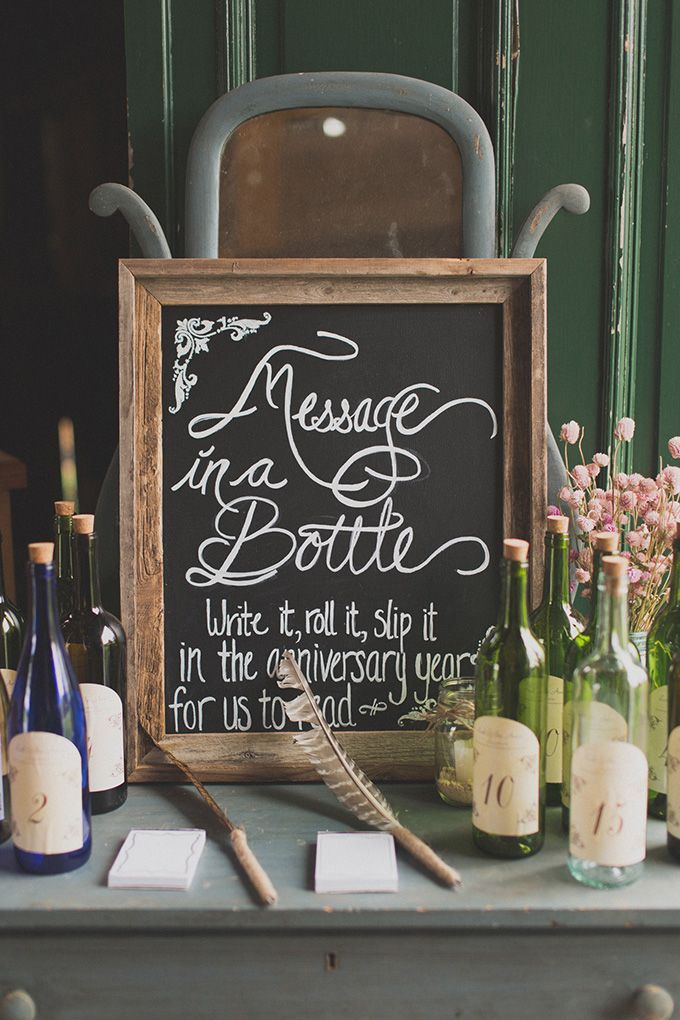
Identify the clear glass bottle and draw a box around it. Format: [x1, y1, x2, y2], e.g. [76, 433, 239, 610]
[62, 515, 127, 815]
[473, 539, 546, 858]
[433, 678, 474, 807]
[530, 515, 583, 806]
[54, 500, 75, 623]
[8, 542, 91, 874]
[567, 556, 648, 888]
[646, 523, 680, 820]
[0, 530, 24, 700]
[561, 531, 632, 831]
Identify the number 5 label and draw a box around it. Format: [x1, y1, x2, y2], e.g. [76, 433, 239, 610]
[570, 740, 647, 867]
[472, 717, 539, 836]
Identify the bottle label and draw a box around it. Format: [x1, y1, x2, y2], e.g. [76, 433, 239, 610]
[0, 668, 16, 698]
[9, 733, 84, 854]
[562, 701, 627, 807]
[569, 741, 647, 867]
[648, 686, 668, 794]
[472, 716, 540, 836]
[80, 684, 125, 793]
[665, 727, 680, 838]
[546, 675, 564, 784]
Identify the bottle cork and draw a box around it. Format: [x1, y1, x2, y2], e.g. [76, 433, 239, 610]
[54, 501, 75, 517]
[602, 555, 627, 578]
[73, 514, 95, 535]
[593, 531, 620, 553]
[547, 515, 569, 535]
[503, 538, 529, 562]
[28, 542, 54, 564]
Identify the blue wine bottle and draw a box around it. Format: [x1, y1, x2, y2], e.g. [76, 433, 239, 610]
[8, 542, 91, 874]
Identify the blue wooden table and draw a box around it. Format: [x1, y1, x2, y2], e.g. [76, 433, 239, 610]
[0, 783, 676, 1019]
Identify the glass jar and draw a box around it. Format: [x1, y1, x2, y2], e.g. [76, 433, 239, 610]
[433, 678, 475, 807]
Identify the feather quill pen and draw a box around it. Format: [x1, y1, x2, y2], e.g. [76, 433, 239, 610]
[277, 650, 461, 889]
[138, 716, 278, 906]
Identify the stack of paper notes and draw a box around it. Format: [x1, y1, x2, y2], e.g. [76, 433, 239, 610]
[108, 829, 206, 891]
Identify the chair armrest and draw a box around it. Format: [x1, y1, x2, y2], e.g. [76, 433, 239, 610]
[89, 183, 172, 259]
[511, 184, 590, 258]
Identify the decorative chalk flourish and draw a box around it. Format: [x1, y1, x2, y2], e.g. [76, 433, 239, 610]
[169, 312, 272, 414]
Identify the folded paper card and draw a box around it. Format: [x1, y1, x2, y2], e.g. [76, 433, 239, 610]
[108, 829, 206, 890]
[314, 831, 398, 893]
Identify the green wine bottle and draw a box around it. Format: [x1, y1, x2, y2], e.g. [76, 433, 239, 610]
[530, 515, 583, 806]
[54, 501, 76, 623]
[0, 531, 24, 700]
[567, 556, 648, 888]
[562, 530, 623, 831]
[666, 651, 680, 860]
[62, 514, 127, 815]
[473, 539, 546, 858]
[647, 523, 680, 820]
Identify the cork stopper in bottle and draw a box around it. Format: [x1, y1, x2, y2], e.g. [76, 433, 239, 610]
[503, 538, 529, 562]
[73, 514, 95, 535]
[547, 515, 569, 535]
[54, 501, 75, 517]
[593, 531, 620, 553]
[602, 556, 627, 577]
[28, 542, 54, 564]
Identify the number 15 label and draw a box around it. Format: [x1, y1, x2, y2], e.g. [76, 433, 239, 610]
[570, 741, 647, 867]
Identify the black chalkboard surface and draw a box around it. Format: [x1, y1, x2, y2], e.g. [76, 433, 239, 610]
[120, 260, 545, 780]
[162, 302, 502, 737]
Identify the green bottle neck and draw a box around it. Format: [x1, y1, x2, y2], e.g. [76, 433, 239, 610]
[498, 559, 530, 630]
[55, 514, 74, 581]
[74, 533, 103, 612]
[593, 574, 630, 654]
[539, 532, 570, 608]
[670, 537, 680, 606]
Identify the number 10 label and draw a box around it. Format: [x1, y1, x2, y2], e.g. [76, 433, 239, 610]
[472, 717, 540, 836]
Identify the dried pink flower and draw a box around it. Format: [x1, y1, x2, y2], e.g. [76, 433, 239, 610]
[575, 568, 590, 584]
[627, 472, 644, 489]
[620, 491, 637, 510]
[614, 417, 636, 441]
[628, 568, 642, 585]
[558, 486, 572, 504]
[560, 420, 581, 444]
[613, 473, 629, 490]
[668, 437, 680, 459]
[567, 490, 584, 510]
[547, 504, 560, 517]
[576, 515, 595, 534]
[658, 467, 680, 495]
[587, 462, 601, 478]
[626, 529, 645, 549]
[640, 477, 658, 494]
[593, 452, 609, 467]
[572, 464, 591, 489]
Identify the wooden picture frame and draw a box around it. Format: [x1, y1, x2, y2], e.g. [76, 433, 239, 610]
[120, 258, 546, 782]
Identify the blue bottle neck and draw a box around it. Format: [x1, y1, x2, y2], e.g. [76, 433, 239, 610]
[28, 562, 63, 644]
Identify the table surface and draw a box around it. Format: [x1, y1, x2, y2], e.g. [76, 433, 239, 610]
[0, 782, 677, 933]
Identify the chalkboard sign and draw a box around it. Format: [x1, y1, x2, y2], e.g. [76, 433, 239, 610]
[120, 260, 546, 781]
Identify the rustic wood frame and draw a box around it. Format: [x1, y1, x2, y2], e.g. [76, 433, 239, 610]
[119, 258, 546, 782]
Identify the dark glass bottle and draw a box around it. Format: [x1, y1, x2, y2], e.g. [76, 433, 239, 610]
[62, 515, 126, 814]
[647, 523, 680, 820]
[0, 531, 24, 700]
[473, 539, 546, 858]
[530, 515, 583, 806]
[54, 501, 75, 623]
[8, 543, 91, 874]
[666, 651, 680, 860]
[567, 557, 648, 888]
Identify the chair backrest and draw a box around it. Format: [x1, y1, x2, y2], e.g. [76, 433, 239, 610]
[185, 72, 496, 259]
